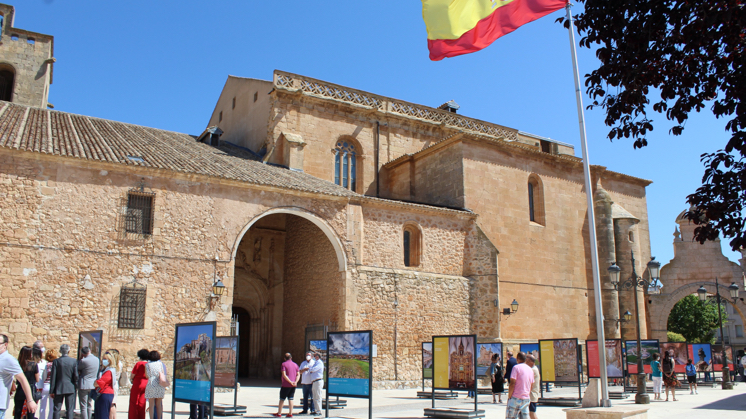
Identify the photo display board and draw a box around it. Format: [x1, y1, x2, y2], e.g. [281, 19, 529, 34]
[586, 339, 624, 378]
[711, 344, 735, 371]
[433, 335, 477, 391]
[422, 342, 433, 379]
[173, 322, 216, 404]
[625, 340, 659, 374]
[660, 342, 688, 373]
[476, 343, 502, 376]
[688, 343, 712, 374]
[214, 336, 238, 388]
[520, 343, 540, 369]
[327, 331, 372, 398]
[539, 339, 579, 383]
[77, 330, 103, 360]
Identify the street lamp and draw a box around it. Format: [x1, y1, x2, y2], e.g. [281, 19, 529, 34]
[608, 252, 662, 404]
[696, 278, 740, 390]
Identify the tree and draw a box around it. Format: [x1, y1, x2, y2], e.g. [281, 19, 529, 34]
[667, 294, 727, 343]
[562, 1, 746, 251]
[667, 331, 686, 343]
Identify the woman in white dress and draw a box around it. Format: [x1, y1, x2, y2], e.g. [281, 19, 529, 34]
[144, 351, 166, 419]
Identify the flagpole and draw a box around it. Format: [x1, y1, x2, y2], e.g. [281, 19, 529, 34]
[564, 2, 610, 407]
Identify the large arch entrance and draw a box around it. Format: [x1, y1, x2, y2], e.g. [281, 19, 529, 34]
[230, 208, 347, 379]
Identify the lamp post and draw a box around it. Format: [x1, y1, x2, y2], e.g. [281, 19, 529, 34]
[608, 252, 662, 404]
[697, 278, 740, 390]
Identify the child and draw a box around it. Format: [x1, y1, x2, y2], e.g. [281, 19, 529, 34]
[685, 359, 698, 394]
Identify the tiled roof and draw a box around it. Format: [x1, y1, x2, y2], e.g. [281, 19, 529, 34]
[0, 101, 357, 197]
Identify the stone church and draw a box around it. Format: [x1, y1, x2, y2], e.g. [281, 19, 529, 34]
[0, 4, 681, 386]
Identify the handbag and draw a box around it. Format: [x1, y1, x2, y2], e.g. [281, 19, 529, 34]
[158, 363, 169, 388]
[89, 388, 99, 401]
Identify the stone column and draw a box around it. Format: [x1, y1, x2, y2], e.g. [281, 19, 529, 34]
[614, 217, 646, 340]
[594, 187, 620, 338]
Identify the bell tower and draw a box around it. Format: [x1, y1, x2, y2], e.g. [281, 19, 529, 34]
[0, 4, 54, 108]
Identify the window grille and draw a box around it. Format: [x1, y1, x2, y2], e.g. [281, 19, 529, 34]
[125, 192, 155, 235]
[118, 282, 146, 329]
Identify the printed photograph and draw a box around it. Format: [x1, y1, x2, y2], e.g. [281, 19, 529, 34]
[520, 343, 540, 368]
[328, 332, 370, 380]
[626, 340, 659, 373]
[552, 339, 578, 382]
[711, 345, 734, 370]
[310, 339, 328, 364]
[660, 342, 687, 371]
[214, 336, 237, 387]
[476, 343, 502, 376]
[605, 340, 624, 378]
[78, 330, 102, 359]
[448, 336, 475, 389]
[174, 324, 214, 382]
[422, 342, 433, 379]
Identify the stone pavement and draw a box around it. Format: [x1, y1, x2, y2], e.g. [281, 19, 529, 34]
[116, 380, 746, 419]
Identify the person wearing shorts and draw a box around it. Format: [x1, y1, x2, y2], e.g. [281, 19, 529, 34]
[273, 354, 299, 418]
[526, 355, 540, 419]
[685, 359, 698, 394]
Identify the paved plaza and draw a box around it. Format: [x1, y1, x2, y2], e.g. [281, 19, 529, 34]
[124, 380, 745, 419]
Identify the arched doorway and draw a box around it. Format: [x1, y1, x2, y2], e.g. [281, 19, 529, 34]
[0, 65, 15, 102]
[230, 208, 347, 379]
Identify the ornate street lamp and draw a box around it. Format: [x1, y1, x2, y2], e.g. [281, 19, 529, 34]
[608, 252, 662, 404]
[696, 278, 740, 390]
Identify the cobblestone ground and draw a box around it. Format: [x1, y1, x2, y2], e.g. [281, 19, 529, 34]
[108, 380, 745, 419]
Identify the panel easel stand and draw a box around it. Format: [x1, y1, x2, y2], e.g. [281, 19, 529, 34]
[426, 335, 483, 419]
[538, 339, 581, 407]
[324, 330, 373, 419]
[171, 322, 217, 419]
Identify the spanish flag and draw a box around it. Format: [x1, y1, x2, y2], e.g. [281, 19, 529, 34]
[422, 0, 568, 61]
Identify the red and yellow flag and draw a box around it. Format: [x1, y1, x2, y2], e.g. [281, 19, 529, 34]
[422, 0, 567, 61]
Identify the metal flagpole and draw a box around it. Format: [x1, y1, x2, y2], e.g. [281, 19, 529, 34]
[565, 2, 611, 407]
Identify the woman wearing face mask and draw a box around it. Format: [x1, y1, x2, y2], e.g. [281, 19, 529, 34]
[93, 352, 119, 419]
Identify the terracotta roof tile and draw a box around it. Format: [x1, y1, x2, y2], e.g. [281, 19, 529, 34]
[0, 101, 357, 197]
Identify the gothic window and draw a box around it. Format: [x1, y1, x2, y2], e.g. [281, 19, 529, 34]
[528, 174, 545, 225]
[403, 224, 422, 267]
[0, 68, 14, 102]
[334, 140, 357, 191]
[118, 282, 146, 329]
[125, 191, 155, 235]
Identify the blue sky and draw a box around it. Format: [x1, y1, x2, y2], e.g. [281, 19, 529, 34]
[15, 1, 741, 269]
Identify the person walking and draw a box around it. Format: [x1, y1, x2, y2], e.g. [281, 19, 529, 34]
[77, 347, 99, 419]
[1, 334, 37, 419]
[685, 359, 698, 395]
[505, 352, 534, 419]
[489, 353, 503, 404]
[128, 350, 149, 419]
[297, 352, 314, 415]
[92, 352, 117, 419]
[273, 353, 299, 418]
[13, 347, 39, 419]
[504, 351, 517, 388]
[49, 345, 78, 419]
[38, 348, 58, 419]
[144, 351, 165, 419]
[662, 351, 678, 401]
[309, 353, 324, 416]
[526, 355, 540, 419]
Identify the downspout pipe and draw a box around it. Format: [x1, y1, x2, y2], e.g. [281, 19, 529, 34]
[375, 122, 380, 197]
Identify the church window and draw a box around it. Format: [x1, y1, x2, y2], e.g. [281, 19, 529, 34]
[0, 68, 14, 102]
[232, 97, 236, 109]
[334, 140, 357, 191]
[528, 174, 545, 225]
[254, 92, 258, 102]
[27, 38, 35, 45]
[10, 35, 17, 41]
[219, 111, 223, 122]
[125, 191, 155, 235]
[403, 224, 422, 267]
[118, 281, 146, 329]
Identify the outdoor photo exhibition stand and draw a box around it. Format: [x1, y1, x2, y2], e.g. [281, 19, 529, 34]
[172, 322, 217, 419]
[587, 340, 627, 399]
[688, 343, 714, 385]
[77, 330, 103, 360]
[477, 342, 503, 395]
[538, 338, 582, 406]
[425, 335, 484, 419]
[325, 330, 372, 419]
[212, 336, 245, 416]
[624, 339, 659, 393]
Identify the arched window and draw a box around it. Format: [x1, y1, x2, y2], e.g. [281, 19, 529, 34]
[403, 224, 422, 267]
[0, 67, 15, 102]
[334, 140, 357, 191]
[528, 174, 545, 225]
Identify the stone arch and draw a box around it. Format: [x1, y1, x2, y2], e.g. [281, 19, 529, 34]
[231, 206, 347, 272]
[649, 282, 746, 342]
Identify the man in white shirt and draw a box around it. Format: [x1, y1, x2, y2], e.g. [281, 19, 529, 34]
[0, 334, 37, 419]
[526, 355, 541, 419]
[309, 353, 325, 417]
[298, 352, 315, 415]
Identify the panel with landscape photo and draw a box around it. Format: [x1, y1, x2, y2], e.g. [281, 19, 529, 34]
[214, 336, 238, 388]
[173, 322, 215, 404]
[625, 340, 659, 374]
[476, 343, 502, 376]
[328, 331, 371, 397]
[422, 342, 433, 379]
[78, 330, 103, 359]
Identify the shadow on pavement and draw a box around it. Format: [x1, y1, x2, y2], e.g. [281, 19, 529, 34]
[694, 393, 746, 410]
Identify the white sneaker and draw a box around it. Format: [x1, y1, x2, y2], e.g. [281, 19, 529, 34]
[695, 390, 698, 394]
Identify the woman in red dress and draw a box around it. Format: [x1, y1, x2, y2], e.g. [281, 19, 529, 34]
[128, 349, 150, 419]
